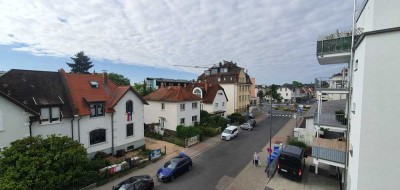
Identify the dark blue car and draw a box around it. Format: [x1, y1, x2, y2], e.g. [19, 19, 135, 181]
[156, 153, 192, 182]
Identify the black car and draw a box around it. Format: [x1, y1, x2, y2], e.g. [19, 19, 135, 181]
[112, 175, 154, 190]
[156, 153, 192, 182]
[278, 145, 305, 181]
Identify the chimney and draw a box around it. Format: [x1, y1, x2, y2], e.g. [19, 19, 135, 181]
[102, 70, 107, 84]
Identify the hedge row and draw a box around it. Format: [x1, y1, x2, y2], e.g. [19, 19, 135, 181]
[176, 125, 203, 139]
[201, 127, 221, 137]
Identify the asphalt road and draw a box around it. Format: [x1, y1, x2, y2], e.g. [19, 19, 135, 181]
[153, 113, 291, 190]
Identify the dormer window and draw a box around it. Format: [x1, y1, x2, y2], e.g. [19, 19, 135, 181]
[193, 88, 202, 98]
[90, 81, 99, 88]
[90, 103, 104, 117]
[40, 107, 61, 124]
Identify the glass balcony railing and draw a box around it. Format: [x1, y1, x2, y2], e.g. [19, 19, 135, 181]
[315, 77, 349, 91]
[316, 28, 363, 56]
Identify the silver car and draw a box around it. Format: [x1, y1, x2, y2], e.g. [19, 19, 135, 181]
[240, 123, 253, 131]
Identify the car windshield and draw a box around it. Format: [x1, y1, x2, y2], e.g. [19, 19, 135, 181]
[223, 129, 232, 134]
[165, 160, 178, 169]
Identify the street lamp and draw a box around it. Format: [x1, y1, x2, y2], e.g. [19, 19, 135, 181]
[270, 98, 272, 150]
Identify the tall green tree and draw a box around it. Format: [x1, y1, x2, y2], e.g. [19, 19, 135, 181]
[66, 51, 94, 74]
[269, 84, 282, 101]
[108, 73, 130, 86]
[133, 82, 154, 97]
[0, 135, 95, 190]
[292, 81, 303, 87]
[257, 90, 264, 99]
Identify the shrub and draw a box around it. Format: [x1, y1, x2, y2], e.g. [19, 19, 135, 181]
[228, 113, 245, 124]
[176, 125, 203, 139]
[288, 139, 307, 149]
[94, 151, 109, 160]
[201, 127, 221, 137]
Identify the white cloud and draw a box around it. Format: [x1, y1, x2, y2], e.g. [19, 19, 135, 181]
[0, 0, 353, 84]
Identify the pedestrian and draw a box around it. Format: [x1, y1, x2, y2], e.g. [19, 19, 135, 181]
[253, 152, 259, 167]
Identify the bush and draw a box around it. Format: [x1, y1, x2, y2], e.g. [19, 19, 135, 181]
[288, 139, 307, 149]
[228, 113, 245, 124]
[163, 136, 185, 147]
[201, 127, 220, 137]
[176, 125, 203, 139]
[94, 151, 109, 159]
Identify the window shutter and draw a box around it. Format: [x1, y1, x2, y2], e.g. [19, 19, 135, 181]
[41, 108, 50, 120]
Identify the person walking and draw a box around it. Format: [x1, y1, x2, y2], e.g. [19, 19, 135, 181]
[253, 152, 259, 167]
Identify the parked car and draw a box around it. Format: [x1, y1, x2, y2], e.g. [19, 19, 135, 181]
[221, 125, 239, 140]
[247, 119, 256, 127]
[240, 123, 253, 131]
[278, 145, 305, 181]
[157, 153, 192, 182]
[112, 175, 154, 190]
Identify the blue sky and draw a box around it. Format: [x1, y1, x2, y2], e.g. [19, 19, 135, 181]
[0, 0, 354, 85]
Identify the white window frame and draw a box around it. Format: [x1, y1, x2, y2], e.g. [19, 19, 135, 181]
[161, 103, 165, 110]
[180, 103, 185, 111]
[180, 118, 185, 125]
[192, 115, 197, 123]
[192, 102, 198, 109]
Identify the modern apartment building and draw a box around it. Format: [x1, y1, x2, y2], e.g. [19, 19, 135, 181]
[314, 0, 400, 189]
[197, 61, 252, 114]
[145, 77, 193, 91]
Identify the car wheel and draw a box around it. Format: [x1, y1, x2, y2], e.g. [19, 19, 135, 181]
[170, 175, 175, 182]
[188, 165, 192, 171]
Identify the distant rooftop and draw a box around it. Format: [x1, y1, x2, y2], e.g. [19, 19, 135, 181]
[146, 77, 193, 83]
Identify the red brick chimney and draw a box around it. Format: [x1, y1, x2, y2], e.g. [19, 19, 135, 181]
[103, 71, 107, 84]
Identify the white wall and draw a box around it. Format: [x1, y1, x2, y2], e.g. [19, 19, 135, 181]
[77, 114, 112, 155]
[220, 84, 236, 115]
[31, 118, 72, 138]
[202, 89, 228, 117]
[175, 101, 201, 126]
[112, 90, 145, 152]
[349, 30, 400, 190]
[277, 87, 292, 101]
[0, 96, 31, 150]
[144, 101, 178, 133]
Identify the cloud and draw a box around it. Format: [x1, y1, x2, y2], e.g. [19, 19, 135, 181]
[0, 0, 353, 84]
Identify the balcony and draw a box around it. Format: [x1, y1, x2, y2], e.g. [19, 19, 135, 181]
[316, 28, 363, 65]
[312, 137, 346, 164]
[314, 112, 347, 130]
[315, 78, 349, 93]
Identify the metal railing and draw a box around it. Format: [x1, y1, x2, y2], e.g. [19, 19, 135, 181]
[315, 77, 349, 91]
[314, 112, 347, 128]
[317, 28, 363, 56]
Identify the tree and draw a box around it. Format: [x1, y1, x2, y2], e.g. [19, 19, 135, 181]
[269, 84, 281, 101]
[257, 90, 264, 99]
[292, 81, 303, 87]
[67, 51, 94, 74]
[108, 73, 130, 86]
[0, 135, 96, 190]
[132, 82, 154, 97]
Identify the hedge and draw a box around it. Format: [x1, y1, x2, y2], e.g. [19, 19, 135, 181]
[201, 127, 221, 137]
[176, 125, 203, 139]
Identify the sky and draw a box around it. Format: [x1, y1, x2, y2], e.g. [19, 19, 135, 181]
[0, 0, 357, 85]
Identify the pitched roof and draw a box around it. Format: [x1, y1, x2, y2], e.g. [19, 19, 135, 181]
[184, 82, 228, 104]
[0, 69, 73, 118]
[197, 60, 252, 84]
[144, 86, 202, 102]
[61, 70, 146, 116]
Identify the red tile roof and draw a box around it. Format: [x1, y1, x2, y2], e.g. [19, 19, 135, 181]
[184, 82, 228, 104]
[61, 70, 147, 116]
[144, 86, 202, 102]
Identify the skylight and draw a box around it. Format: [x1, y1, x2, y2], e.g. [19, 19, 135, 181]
[90, 81, 99, 88]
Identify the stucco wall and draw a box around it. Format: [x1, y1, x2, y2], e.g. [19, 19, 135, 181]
[144, 101, 178, 132]
[220, 84, 236, 115]
[31, 118, 72, 138]
[0, 96, 31, 150]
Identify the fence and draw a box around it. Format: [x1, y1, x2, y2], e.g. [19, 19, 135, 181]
[185, 134, 200, 147]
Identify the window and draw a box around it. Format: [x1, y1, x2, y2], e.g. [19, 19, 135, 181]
[215, 103, 218, 108]
[192, 102, 198, 109]
[222, 102, 225, 107]
[90, 81, 99, 88]
[161, 103, 165, 110]
[90, 103, 104, 117]
[218, 77, 221, 82]
[286, 93, 288, 96]
[192, 115, 197, 123]
[90, 129, 106, 145]
[285, 88, 287, 91]
[218, 92, 223, 95]
[193, 89, 202, 98]
[180, 103, 185, 111]
[126, 123, 134, 137]
[352, 103, 356, 113]
[40, 107, 61, 123]
[126, 100, 133, 114]
[180, 118, 185, 125]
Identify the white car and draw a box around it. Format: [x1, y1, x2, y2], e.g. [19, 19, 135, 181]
[221, 126, 239, 140]
[240, 123, 253, 131]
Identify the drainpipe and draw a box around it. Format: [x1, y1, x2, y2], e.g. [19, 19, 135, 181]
[111, 112, 114, 156]
[77, 116, 82, 143]
[29, 120, 33, 137]
[71, 116, 75, 140]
